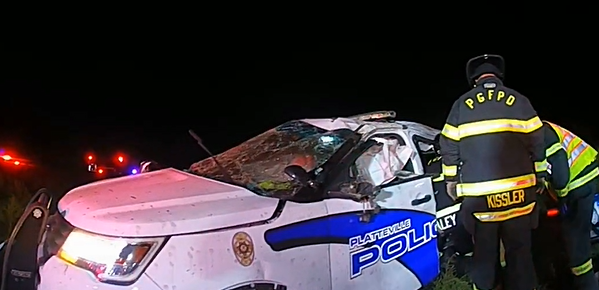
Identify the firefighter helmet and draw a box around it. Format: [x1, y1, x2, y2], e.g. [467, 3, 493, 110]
[466, 54, 505, 87]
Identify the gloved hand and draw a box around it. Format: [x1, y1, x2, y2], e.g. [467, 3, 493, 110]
[535, 176, 547, 194]
[446, 181, 458, 201]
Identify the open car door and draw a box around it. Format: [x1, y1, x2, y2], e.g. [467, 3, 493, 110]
[324, 132, 440, 290]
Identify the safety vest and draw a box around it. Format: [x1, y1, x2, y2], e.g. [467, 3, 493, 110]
[546, 122, 599, 195]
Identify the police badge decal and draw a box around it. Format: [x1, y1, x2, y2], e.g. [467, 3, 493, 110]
[232, 232, 254, 266]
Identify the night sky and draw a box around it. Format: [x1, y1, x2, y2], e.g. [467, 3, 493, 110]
[0, 41, 594, 192]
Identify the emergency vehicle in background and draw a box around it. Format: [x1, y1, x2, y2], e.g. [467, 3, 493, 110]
[0, 151, 31, 167]
[86, 153, 140, 177]
[0, 111, 597, 289]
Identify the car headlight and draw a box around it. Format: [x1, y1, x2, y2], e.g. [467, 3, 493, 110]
[57, 228, 166, 284]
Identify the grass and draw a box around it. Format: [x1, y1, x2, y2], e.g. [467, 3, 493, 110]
[432, 262, 471, 290]
[0, 172, 33, 240]
[433, 243, 599, 290]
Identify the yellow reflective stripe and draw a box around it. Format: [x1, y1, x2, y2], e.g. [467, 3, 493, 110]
[571, 258, 593, 276]
[427, 156, 441, 165]
[546, 142, 562, 157]
[436, 202, 461, 218]
[442, 117, 542, 141]
[442, 164, 457, 177]
[457, 174, 536, 197]
[457, 117, 542, 140]
[473, 202, 536, 222]
[535, 159, 548, 172]
[432, 174, 444, 182]
[558, 167, 599, 196]
[441, 123, 460, 141]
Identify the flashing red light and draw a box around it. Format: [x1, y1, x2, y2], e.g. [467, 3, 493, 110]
[2, 155, 12, 161]
[13, 161, 20, 165]
[547, 208, 559, 217]
[88, 155, 94, 161]
[117, 156, 124, 163]
[98, 169, 104, 174]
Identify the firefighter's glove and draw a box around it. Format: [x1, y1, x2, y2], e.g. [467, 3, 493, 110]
[446, 181, 458, 201]
[535, 176, 548, 194]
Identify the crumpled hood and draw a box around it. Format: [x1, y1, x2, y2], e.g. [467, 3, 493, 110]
[58, 168, 280, 237]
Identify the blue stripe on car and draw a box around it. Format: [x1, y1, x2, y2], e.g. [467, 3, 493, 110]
[264, 209, 439, 286]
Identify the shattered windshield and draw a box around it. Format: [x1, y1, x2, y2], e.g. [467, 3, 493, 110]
[189, 120, 356, 197]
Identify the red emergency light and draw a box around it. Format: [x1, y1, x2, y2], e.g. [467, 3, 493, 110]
[546, 208, 559, 217]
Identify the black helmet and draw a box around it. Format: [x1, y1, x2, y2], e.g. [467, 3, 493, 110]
[466, 54, 505, 87]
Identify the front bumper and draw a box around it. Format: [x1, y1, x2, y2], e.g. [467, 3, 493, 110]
[37, 256, 161, 290]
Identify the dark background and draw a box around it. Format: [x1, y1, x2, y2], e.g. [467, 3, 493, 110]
[0, 40, 594, 192]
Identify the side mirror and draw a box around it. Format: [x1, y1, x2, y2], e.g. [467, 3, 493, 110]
[339, 181, 376, 198]
[356, 181, 376, 196]
[284, 165, 315, 187]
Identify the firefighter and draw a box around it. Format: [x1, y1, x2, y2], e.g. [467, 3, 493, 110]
[439, 54, 547, 290]
[543, 121, 599, 289]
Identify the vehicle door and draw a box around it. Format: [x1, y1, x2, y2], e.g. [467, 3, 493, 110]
[410, 132, 461, 234]
[326, 131, 439, 290]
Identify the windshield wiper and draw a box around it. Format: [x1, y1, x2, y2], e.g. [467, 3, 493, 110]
[188, 130, 234, 183]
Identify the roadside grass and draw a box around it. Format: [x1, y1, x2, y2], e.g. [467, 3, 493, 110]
[431, 262, 552, 290]
[434, 243, 599, 290]
[432, 263, 471, 290]
[0, 174, 32, 240]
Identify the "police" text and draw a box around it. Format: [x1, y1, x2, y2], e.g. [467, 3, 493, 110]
[349, 219, 437, 278]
